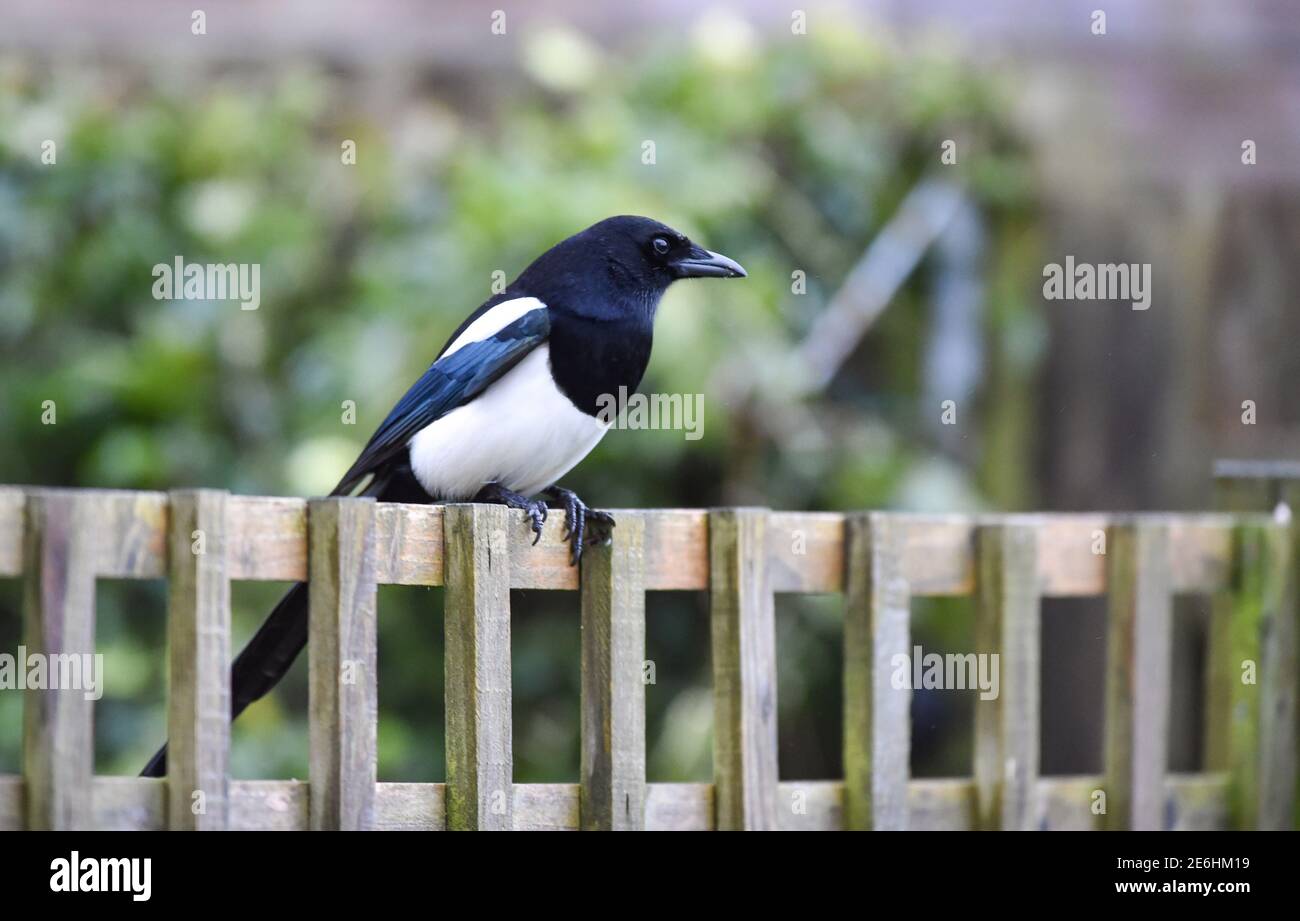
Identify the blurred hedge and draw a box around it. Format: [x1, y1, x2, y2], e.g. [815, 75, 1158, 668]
[0, 18, 1037, 781]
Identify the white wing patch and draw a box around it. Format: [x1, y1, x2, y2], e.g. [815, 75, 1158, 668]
[441, 296, 546, 358]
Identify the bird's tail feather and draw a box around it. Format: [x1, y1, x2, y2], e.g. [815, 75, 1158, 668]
[140, 463, 429, 778]
[140, 581, 310, 778]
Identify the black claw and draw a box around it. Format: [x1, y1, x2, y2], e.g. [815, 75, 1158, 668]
[474, 483, 548, 546]
[570, 504, 586, 566]
[586, 510, 616, 545]
[542, 487, 614, 567]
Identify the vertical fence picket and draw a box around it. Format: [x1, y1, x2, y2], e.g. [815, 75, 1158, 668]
[308, 497, 378, 831]
[579, 514, 646, 830]
[306, 499, 379, 832]
[843, 512, 910, 830]
[974, 522, 1040, 830]
[1103, 522, 1172, 830]
[709, 508, 779, 830]
[21, 491, 97, 830]
[1223, 522, 1295, 829]
[167, 489, 231, 830]
[444, 504, 512, 830]
[1212, 467, 1299, 830]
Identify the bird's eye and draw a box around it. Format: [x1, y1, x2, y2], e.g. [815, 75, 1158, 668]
[652, 237, 670, 256]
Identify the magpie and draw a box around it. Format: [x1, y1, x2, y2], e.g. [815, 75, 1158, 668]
[141, 215, 745, 777]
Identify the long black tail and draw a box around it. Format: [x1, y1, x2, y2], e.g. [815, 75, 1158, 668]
[141, 580, 310, 777]
[141, 463, 431, 778]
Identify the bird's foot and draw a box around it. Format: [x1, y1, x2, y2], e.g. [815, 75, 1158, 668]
[473, 482, 548, 545]
[543, 486, 615, 566]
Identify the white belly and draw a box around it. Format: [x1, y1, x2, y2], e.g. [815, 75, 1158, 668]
[408, 344, 610, 500]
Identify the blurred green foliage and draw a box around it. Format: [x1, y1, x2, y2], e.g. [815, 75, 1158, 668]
[0, 18, 1037, 781]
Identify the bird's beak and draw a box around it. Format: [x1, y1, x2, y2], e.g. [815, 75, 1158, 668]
[672, 245, 747, 279]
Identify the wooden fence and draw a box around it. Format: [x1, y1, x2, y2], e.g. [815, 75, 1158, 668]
[0, 485, 1294, 830]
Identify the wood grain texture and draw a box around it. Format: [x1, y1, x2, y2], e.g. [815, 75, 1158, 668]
[974, 523, 1040, 830]
[230, 780, 309, 831]
[641, 510, 708, 589]
[843, 512, 911, 830]
[375, 782, 446, 830]
[0, 484, 1277, 834]
[226, 495, 307, 581]
[778, 781, 843, 830]
[21, 491, 97, 830]
[1103, 522, 1172, 830]
[166, 489, 231, 831]
[0, 487, 1247, 597]
[1224, 523, 1295, 829]
[1253, 524, 1296, 830]
[644, 783, 713, 831]
[709, 508, 780, 830]
[767, 511, 844, 592]
[0, 774, 1236, 831]
[1, 489, 1245, 596]
[308, 497, 379, 831]
[0, 776, 22, 830]
[580, 515, 646, 830]
[41, 489, 168, 579]
[443, 503, 513, 830]
[374, 502, 443, 585]
[0, 486, 23, 576]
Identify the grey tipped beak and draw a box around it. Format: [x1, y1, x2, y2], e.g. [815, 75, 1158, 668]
[673, 248, 747, 279]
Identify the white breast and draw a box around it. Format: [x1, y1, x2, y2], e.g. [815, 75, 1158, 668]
[408, 343, 610, 500]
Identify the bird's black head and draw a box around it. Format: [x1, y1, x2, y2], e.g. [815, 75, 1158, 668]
[584, 215, 747, 285]
[514, 215, 746, 321]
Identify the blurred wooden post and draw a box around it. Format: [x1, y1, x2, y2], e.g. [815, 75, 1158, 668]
[21, 491, 97, 831]
[843, 513, 910, 830]
[1103, 521, 1172, 830]
[308, 497, 378, 831]
[579, 515, 646, 830]
[444, 504, 512, 831]
[709, 508, 779, 830]
[167, 489, 231, 831]
[1210, 460, 1298, 829]
[974, 522, 1040, 830]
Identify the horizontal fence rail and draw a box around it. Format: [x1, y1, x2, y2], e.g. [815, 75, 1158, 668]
[0, 486, 1294, 830]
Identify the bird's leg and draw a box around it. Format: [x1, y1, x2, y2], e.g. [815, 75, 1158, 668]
[542, 486, 615, 565]
[472, 482, 548, 545]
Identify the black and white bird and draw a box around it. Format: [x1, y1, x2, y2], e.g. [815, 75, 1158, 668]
[141, 215, 745, 777]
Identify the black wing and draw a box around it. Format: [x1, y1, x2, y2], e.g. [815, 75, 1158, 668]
[331, 307, 550, 496]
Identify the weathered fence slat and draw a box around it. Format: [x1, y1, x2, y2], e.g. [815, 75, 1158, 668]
[1104, 522, 1172, 830]
[974, 523, 1040, 830]
[580, 514, 646, 830]
[710, 508, 779, 830]
[1221, 523, 1295, 829]
[22, 491, 98, 830]
[444, 503, 513, 830]
[843, 512, 910, 830]
[0, 487, 23, 576]
[166, 489, 231, 831]
[0, 482, 1293, 833]
[308, 497, 378, 831]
